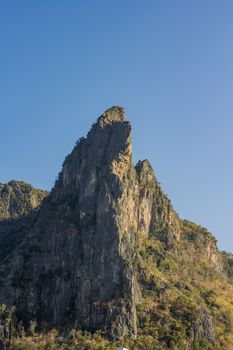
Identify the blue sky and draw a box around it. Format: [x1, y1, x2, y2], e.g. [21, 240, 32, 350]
[0, 1, 232, 252]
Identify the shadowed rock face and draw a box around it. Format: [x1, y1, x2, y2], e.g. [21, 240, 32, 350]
[0, 107, 223, 341]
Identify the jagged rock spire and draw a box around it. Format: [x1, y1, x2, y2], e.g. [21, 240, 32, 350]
[0, 107, 228, 347]
[97, 106, 125, 127]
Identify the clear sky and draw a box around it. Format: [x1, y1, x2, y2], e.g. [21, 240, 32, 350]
[0, 1, 232, 252]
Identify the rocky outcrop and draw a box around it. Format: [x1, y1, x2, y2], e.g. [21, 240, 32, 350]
[0, 180, 48, 221]
[192, 309, 215, 345]
[0, 107, 229, 345]
[135, 160, 181, 246]
[0, 107, 183, 339]
[181, 220, 223, 272]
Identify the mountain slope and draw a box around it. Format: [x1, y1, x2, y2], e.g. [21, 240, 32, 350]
[0, 107, 232, 350]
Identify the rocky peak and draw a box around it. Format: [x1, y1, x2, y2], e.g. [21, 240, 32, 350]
[97, 106, 125, 128]
[56, 106, 131, 199]
[0, 109, 184, 339]
[135, 159, 157, 187]
[135, 159, 153, 171]
[0, 107, 229, 347]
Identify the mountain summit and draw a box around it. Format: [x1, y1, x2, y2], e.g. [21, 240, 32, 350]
[0, 108, 232, 349]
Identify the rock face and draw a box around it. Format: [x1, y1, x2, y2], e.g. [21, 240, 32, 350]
[0, 107, 182, 339]
[181, 220, 223, 272]
[0, 107, 227, 344]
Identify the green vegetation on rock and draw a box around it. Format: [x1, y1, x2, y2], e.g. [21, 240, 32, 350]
[0, 180, 48, 221]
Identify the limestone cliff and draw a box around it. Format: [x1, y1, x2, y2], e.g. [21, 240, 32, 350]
[0, 107, 183, 339]
[0, 107, 231, 349]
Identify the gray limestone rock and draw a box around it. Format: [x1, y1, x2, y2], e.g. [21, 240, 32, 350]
[0, 107, 223, 341]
